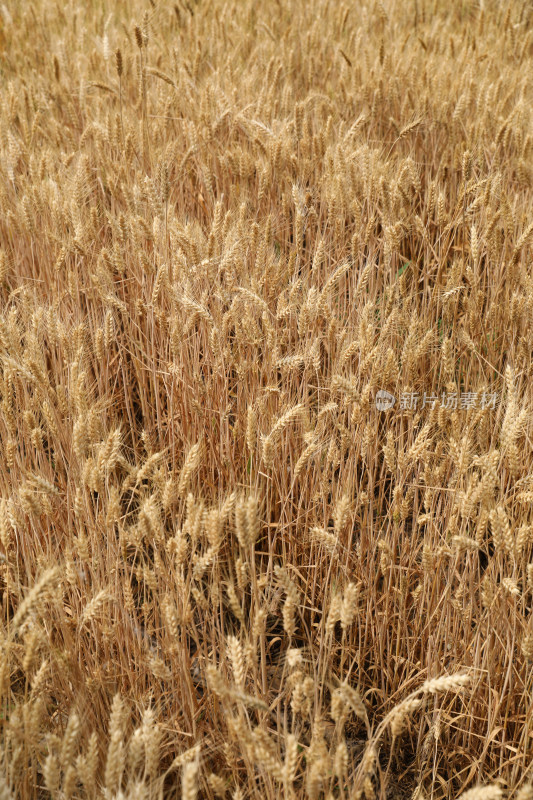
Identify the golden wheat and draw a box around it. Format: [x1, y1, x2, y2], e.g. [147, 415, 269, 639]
[1, 0, 533, 797]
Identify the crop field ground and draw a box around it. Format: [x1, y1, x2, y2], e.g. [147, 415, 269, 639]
[1, 0, 533, 798]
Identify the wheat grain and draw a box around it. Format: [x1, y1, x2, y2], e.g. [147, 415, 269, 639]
[182, 759, 199, 800]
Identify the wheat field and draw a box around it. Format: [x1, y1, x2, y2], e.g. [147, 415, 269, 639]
[1, 0, 533, 797]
